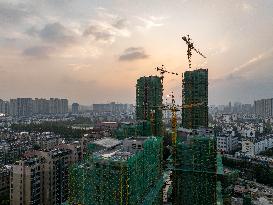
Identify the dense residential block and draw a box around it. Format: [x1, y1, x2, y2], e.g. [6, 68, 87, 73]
[8, 98, 69, 116]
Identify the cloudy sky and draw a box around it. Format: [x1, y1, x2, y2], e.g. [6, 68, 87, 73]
[0, 0, 273, 105]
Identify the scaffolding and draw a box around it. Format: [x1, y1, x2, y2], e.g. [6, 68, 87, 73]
[173, 134, 220, 205]
[136, 76, 163, 136]
[182, 69, 208, 129]
[69, 136, 163, 205]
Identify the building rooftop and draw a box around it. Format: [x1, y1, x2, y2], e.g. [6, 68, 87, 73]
[92, 137, 122, 148]
[93, 137, 150, 162]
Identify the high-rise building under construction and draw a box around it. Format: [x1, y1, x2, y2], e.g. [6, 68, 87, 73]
[172, 67, 223, 205]
[136, 76, 163, 136]
[182, 68, 208, 129]
[69, 136, 164, 205]
[173, 129, 223, 205]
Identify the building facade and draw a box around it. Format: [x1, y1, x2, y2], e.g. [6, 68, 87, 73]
[10, 157, 42, 205]
[254, 98, 273, 117]
[9, 98, 33, 117]
[0, 99, 9, 114]
[93, 102, 132, 113]
[217, 134, 239, 153]
[72, 103, 79, 114]
[0, 166, 10, 203]
[182, 69, 208, 129]
[33, 98, 49, 115]
[174, 132, 221, 205]
[8, 98, 69, 116]
[10, 147, 80, 205]
[242, 135, 273, 156]
[136, 76, 163, 136]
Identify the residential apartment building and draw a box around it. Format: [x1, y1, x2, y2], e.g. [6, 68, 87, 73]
[8, 98, 69, 116]
[217, 134, 239, 153]
[93, 102, 133, 114]
[0, 99, 9, 114]
[254, 98, 273, 117]
[10, 146, 80, 205]
[49, 98, 68, 114]
[37, 149, 71, 205]
[242, 135, 273, 156]
[33, 98, 49, 115]
[0, 166, 10, 202]
[10, 157, 42, 205]
[71, 103, 79, 114]
[9, 98, 33, 117]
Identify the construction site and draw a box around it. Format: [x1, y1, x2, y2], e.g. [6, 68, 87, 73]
[69, 136, 164, 205]
[68, 35, 224, 205]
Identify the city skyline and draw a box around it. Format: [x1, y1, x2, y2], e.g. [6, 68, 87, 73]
[1, 0, 273, 105]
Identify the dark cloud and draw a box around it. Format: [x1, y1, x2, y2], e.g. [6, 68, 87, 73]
[83, 18, 129, 43]
[0, 2, 29, 25]
[26, 22, 76, 45]
[22, 46, 54, 58]
[83, 25, 114, 42]
[119, 47, 149, 61]
[38, 23, 76, 45]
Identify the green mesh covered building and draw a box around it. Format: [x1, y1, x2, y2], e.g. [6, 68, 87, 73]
[182, 69, 208, 129]
[173, 132, 222, 205]
[69, 136, 164, 205]
[136, 76, 163, 136]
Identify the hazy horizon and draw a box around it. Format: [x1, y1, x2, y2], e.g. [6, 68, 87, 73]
[1, 0, 273, 105]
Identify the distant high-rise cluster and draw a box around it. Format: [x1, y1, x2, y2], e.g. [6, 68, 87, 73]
[0, 98, 69, 116]
[254, 98, 273, 117]
[10, 98, 33, 116]
[93, 102, 133, 113]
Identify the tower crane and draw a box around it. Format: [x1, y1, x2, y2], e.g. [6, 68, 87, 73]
[155, 65, 178, 85]
[164, 92, 180, 150]
[182, 35, 206, 69]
